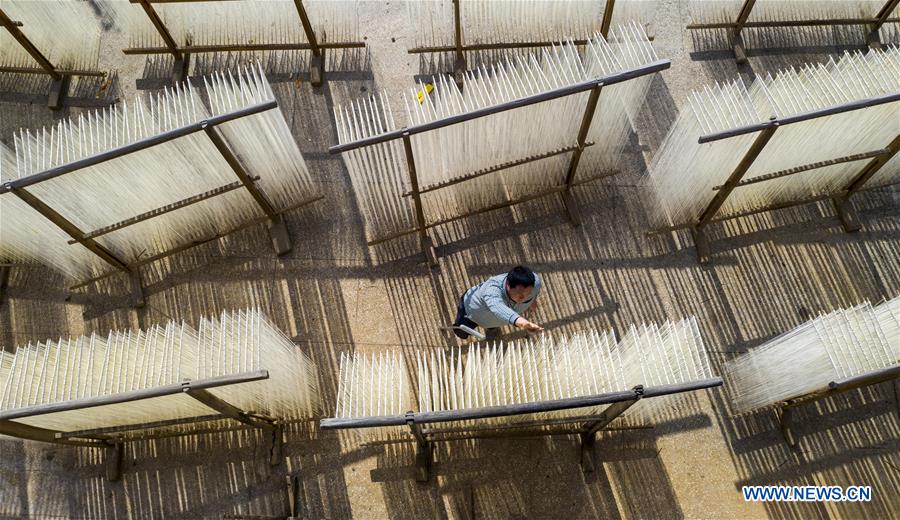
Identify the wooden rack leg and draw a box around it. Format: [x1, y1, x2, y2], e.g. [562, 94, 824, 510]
[561, 85, 603, 228]
[690, 124, 777, 263]
[690, 226, 711, 264]
[866, 27, 883, 49]
[731, 29, 748, 65]
[778, 404, 797, 448]
[128, 269, 146, 309]
[204, 126, 294, 256]
[580, 394, 640, 473]
[47, 75, 71, 111]
[267, 214, 293, 256]
[423, 237, 438, 268]
[288, 474, 303, 519]
[400, 134, 438, 268]
[580, 431, 598, 473]
[867, 0, 900, 49]
[106, 441, 124, 482]
[0, 266, 10, 305]
[406, 412, 433, 482]
[310, 48, 325, 88]
[731, 0, 756, 64]
[270, 424, 285, 467]
[832, 196, 862, 233]
[453, 56, 467, 90]
[415, 440, 433, 482]
[893, 378, 900, 420]
[836, 133, 900, 232]
[172, 53, 190, 84]
[452, 0, 466, 89]
[600, 0, 616, 38]
[294, 0, 325, 86]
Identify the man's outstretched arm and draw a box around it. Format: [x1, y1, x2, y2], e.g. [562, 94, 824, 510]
[483, 292, 544, 333]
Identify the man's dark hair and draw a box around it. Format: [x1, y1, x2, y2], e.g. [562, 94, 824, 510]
[507, 265, 536, 288]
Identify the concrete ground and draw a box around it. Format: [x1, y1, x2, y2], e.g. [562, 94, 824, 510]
[1, 1, 899, 518]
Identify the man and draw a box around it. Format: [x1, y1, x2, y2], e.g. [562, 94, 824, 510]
[452, 265, 544, 340]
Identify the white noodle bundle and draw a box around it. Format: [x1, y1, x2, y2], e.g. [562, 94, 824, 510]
[124, 0, 360, 50]
[334, 23, 658, 243]
[689, 0, 891, 23]
[0, 308, 320, 433]
[416, 330, 625, 417]
[331, 318, 715, 437]
[0, 0, 103, 71]
[408, 0, 657, 49]
[724, 298, 898, 414]
[0, 63, 315, 281]
[333, 351, 412, 440]
[688, 1, 900, 51]
[647, 47, 900, 229]
[0, 144, 110, 279]
[416, 318, 711, 425]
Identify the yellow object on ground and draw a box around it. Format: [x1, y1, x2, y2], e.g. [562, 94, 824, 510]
[417, 83, 434, 104]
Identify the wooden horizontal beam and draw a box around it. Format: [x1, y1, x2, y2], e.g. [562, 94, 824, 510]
[402, 143, 594, 197]
[123, 41, 365, 55]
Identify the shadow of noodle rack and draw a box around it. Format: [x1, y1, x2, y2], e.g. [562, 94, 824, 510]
[0, 100, 322, 307]
[320, 378, 723, 482]
[687, 0, 900, 64]
[124, 0, 366, 85]
[0, 6, 105, 109]
[328, 58, 670, 267]
[647, 92, 900, 264]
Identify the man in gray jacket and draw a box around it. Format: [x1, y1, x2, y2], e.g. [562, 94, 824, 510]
[452, 265, 544, 340]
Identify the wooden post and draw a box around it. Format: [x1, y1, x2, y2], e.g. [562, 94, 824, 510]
[402, 134, 438, 267]
[452, 0, 466, 87]
[10, 188, 129, 272]
[778, 404, 797, 448]
[0, 7, 72, 109]
[731, 0, 758, 64]
[106, 441, 125, 481]
[203, 126, 293, 255]
[0, 419, 106, 448]
[691, 124, 777, 263]
[600, 0, 616, 38]
[270, 423, 285, 467]
[0, 8, 61, 80]
[135, 0, 189, 82]
[833, 133, 900, 232]
[289, 474, 303, 519]
[0, 265, 9, 305]
[562, 85, 603, 227]
[293, 0, 325, 86]
[406, 411, 433, 482]
[868, 0, 900, 48]
[184, 387, 276, 431]
[580, 390, 640, 473]
[10, 187, 146, 306]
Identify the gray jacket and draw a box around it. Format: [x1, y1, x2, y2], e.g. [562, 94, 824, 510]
[462, 273, 542, 329]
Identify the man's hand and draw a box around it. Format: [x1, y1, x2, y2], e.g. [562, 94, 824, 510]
[523, 322, 544, 333]
[514, 317, 544, 333]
